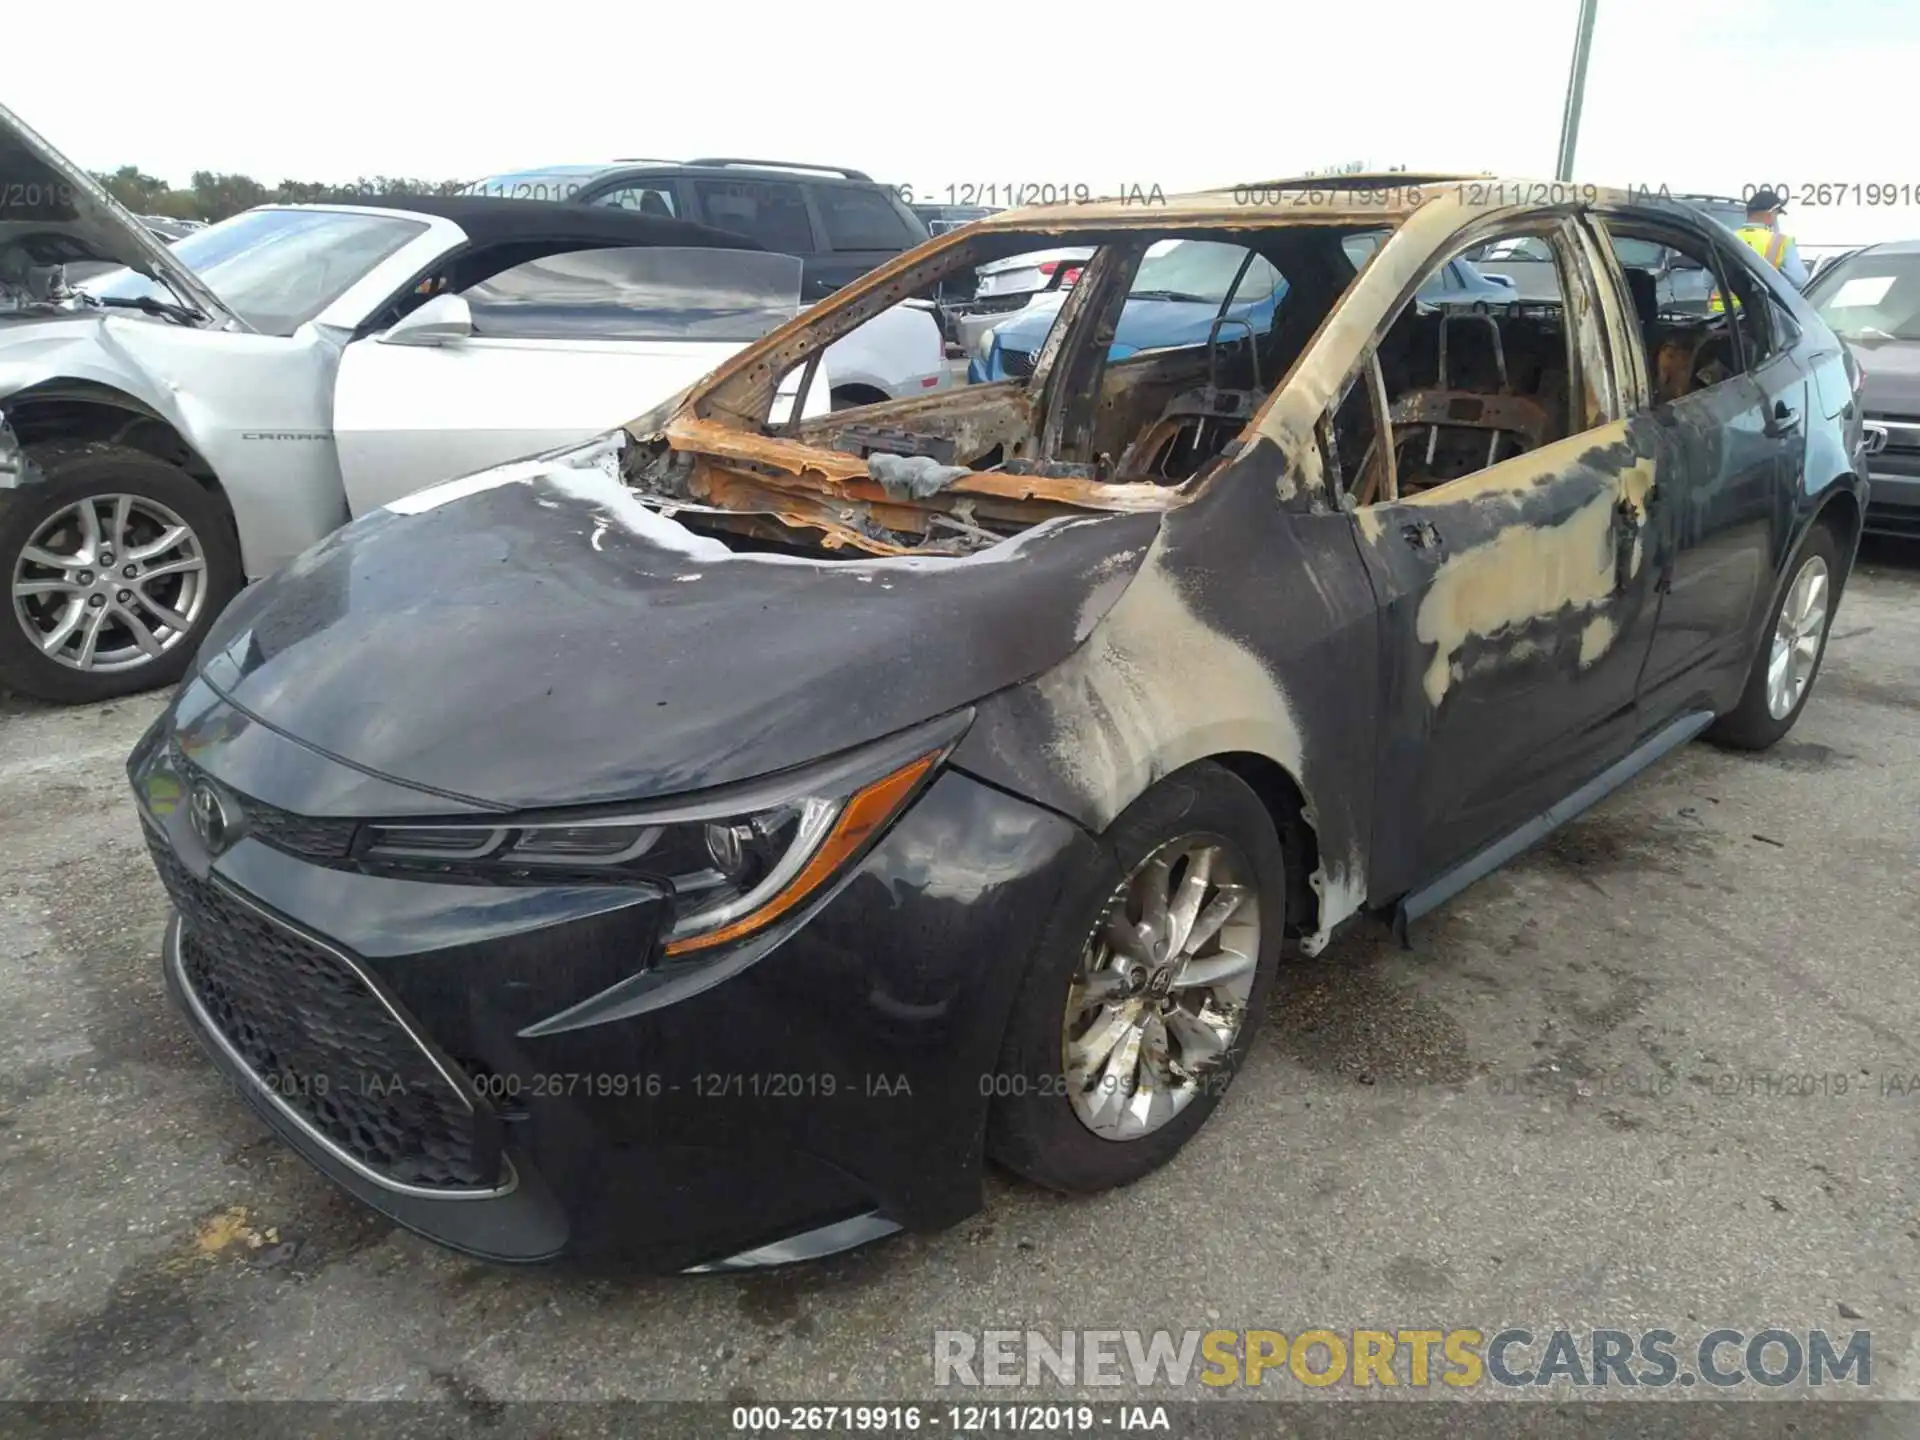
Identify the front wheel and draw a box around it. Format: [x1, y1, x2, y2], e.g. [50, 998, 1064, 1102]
[0, 443, 241, 704]
[1707, 522, 1841, 750]
[987, 763, 1286, 1193]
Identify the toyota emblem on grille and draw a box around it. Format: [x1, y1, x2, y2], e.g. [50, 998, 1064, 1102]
[189, 781, 233, 853]
[1863, 423, 1889, 456]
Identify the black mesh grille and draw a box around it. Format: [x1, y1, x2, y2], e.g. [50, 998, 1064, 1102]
[999, 348, 1035, 379]
[146, 829, 498, 1192]
[168, 736, 357, 860]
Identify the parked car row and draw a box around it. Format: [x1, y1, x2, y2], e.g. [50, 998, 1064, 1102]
[1803, 239, 1920, 537]
[0, 117, 950, 701]
[460, 157, 931, 302]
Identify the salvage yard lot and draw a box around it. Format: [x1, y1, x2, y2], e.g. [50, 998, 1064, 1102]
[0, 543, 1917, 1405]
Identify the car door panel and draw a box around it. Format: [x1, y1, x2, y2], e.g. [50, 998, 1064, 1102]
[1355, 418, 1664, 896]
[333, 336, 717, 513]
[1635, 285, 1804, 711]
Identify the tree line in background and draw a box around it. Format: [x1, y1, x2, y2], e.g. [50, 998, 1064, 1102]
[88, 166, 470, 223]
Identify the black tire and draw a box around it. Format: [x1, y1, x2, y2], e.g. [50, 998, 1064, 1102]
[987, 762, 1286, 1193]
[0, 442, 241, 704]
[1707, 522, 1842, 751]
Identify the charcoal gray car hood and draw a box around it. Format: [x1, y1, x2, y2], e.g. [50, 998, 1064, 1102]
[193, 440, 1161, 812]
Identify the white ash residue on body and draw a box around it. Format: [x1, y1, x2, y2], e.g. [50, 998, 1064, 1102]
[1033, 542, 1307, 831]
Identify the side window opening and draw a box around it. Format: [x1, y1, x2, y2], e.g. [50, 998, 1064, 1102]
[596, 185, 678, 219]
[696, 227, 1378, 502]
[815, 187, 921, 251]
[1319, 354, 1393, 505]
[637, 224, 1391, 560]
[441, 247, 804, 342]
[1333, 226, 1583, 503]
[1598, 219, 1778, 406]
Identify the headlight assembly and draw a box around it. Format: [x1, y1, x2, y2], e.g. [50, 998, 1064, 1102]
[357, 711, 970, 956]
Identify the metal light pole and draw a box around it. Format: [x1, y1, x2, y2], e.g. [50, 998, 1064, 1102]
[1554, 0, 1600, 180]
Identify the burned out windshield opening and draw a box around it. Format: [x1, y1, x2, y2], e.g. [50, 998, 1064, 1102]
[631, 219, 1402, 561]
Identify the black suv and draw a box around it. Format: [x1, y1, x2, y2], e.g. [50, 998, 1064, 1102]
[460, 158, 928, 299]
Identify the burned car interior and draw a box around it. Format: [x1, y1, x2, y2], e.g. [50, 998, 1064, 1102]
[625, 223, 1396, 559]
[1315, 214, 1782, 510]
[620, 201, 1804, 560]
[1317, 223, 1586, 507]
[1599, 218, 1775, 406]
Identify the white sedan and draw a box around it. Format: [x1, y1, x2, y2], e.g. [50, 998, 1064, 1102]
[0, 105, 947, 700]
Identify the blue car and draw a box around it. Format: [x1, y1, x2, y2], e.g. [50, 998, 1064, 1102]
[971, 235, 1515, 383]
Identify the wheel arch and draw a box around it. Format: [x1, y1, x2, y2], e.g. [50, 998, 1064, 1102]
[1, 380, 235, 531]
[1209, 751, 1322, 949]
[829, 381, 892, 408]
[1811, 478, 1863, 571]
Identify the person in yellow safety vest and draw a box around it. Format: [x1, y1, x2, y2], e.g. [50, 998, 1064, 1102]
[1709, 188, 1809, 312]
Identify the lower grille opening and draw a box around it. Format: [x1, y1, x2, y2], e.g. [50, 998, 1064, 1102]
[150, 830, 502, 1193]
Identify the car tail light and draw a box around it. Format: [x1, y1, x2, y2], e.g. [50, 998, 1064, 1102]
[1037, 260, 1083, 289]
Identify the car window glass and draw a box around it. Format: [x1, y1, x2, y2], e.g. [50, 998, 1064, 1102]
[693, 180, 814, 254]
[1129, 240, 1268, 307]
[817, 187, 919, 250]
[82, 207, 426, 336]
[456, 247, 805, 341]
[992, 242, 1290, 382]
[1807, 251, 1920, 342]
[1611, 237, 1667, 270]
[597, 185, 678, 219]
[459, 169, 600, 202]
[1327, 228, 1580, 505]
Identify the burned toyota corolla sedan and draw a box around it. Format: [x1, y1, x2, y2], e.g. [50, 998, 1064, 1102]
[130, 177, 1867, 1270]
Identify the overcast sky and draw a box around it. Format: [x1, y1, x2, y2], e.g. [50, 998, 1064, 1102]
[12, 0, 1918, 248]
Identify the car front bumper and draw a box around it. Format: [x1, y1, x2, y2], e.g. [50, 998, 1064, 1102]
[1863, 463, 1920, 537]
[131, 679, 1097, 1271]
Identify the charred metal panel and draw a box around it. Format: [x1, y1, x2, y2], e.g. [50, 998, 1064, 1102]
[951, 450, 1381, 953]
[791, 381, 1037, 464]
[193, 452, 1165, 811]
[1347, 419, 1665, 895]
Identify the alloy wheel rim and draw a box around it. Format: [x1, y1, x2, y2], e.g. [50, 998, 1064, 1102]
[1765, 553, 1830, 720]
[1063, 833, 1260, 1141]
[11, 493, 207, 674]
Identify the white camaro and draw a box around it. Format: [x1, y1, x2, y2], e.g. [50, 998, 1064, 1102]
[0, 103, 947, 701]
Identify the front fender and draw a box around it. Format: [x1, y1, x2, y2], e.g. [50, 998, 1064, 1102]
[0, 322, 203, 492]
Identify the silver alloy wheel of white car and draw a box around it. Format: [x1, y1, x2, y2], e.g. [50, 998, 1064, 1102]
[1063, 833, 1261, 1141]
[1765, 553, 1831, 720]
[11, 492, 209, 674]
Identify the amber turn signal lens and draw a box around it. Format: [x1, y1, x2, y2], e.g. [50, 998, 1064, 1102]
[661, 751, 940, 956]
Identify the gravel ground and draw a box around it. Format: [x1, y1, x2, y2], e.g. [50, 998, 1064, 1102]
[0, 539, 1916, 1426]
